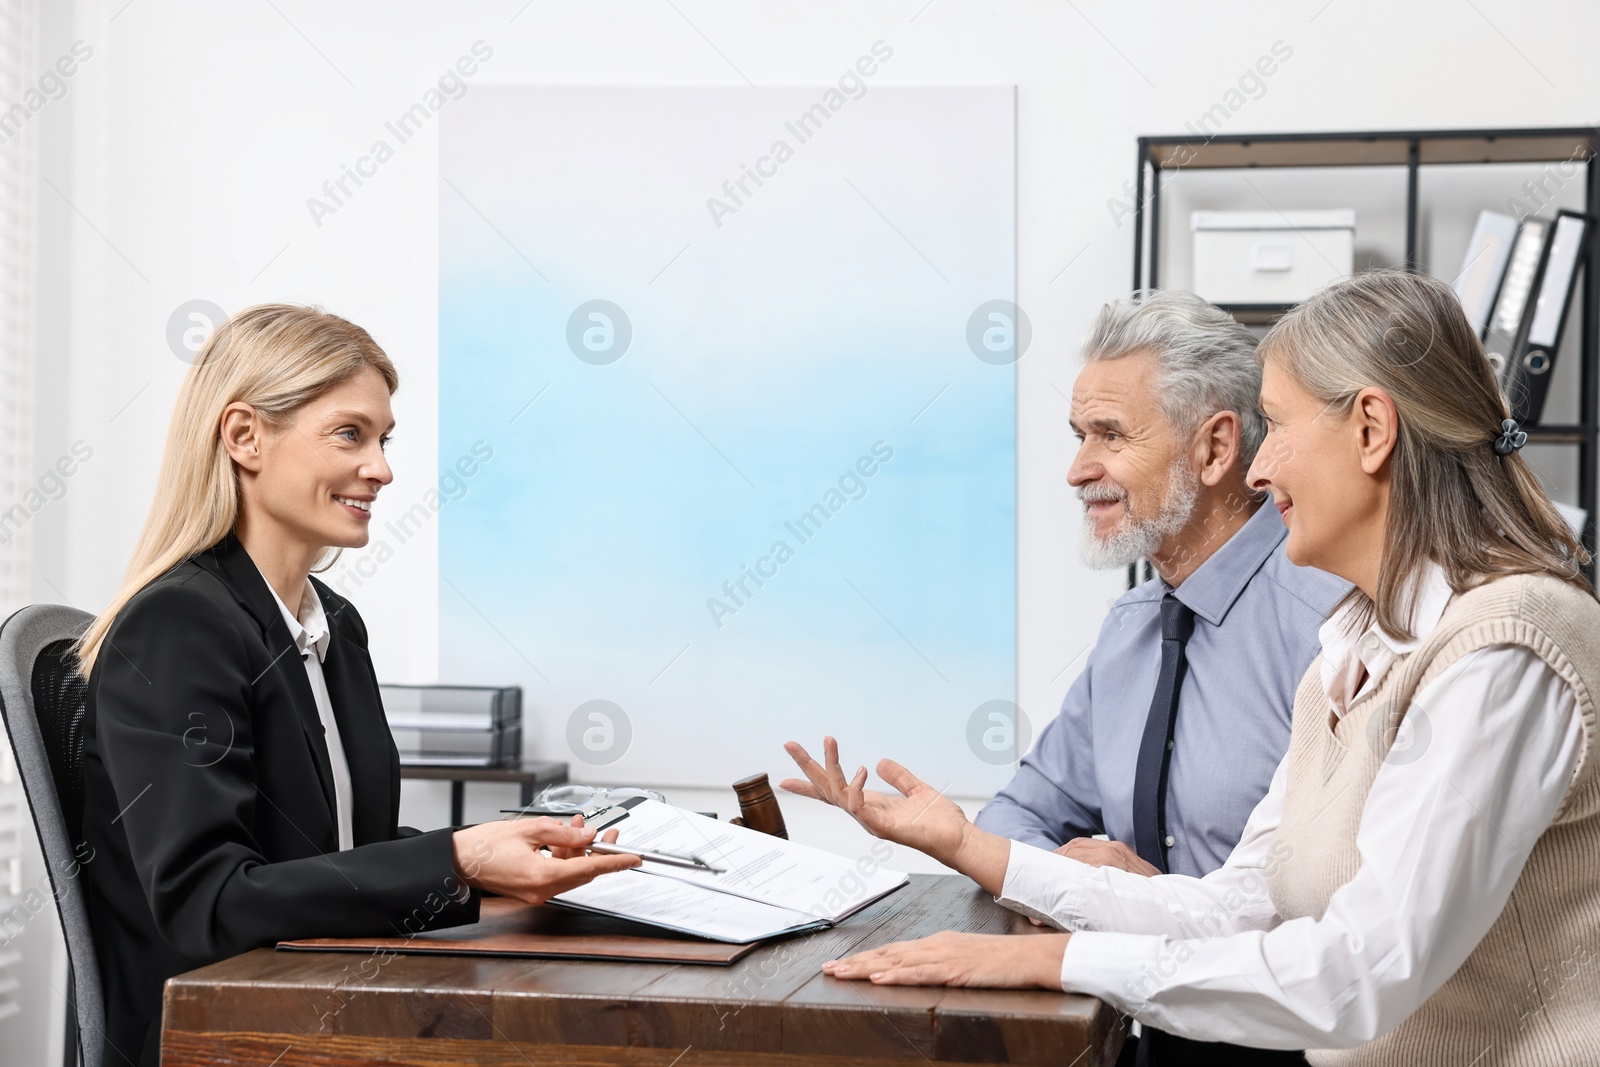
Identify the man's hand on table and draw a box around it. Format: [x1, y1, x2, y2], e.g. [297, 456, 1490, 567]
[822, 930, 1070, 990]
[1054, 837, 1161, 876]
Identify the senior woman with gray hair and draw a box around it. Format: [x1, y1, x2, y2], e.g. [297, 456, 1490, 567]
[972, 289, 1345, 1064]
[786, 269, 1600, 1067]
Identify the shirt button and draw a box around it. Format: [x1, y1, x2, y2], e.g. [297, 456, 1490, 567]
[1360, 634, 1379, 654]
[1164, 835, 1175, 847]
[1166, 739, 1174, 751]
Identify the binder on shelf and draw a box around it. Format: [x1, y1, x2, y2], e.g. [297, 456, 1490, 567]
[1453, 210, 1519, 338]
[1483, 210, 1590, 426]
[379, 684, 522, 767]
[1507, 210, 1590, 426]
[1483, 216, 1551, 387]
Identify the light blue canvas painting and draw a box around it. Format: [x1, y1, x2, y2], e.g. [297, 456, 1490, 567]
[439, 81, 1017, 795]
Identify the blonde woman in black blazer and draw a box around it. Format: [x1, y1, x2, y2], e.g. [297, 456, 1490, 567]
[77, 305, 638, 1067]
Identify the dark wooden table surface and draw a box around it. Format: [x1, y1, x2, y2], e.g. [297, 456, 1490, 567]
[162, 873, 1127, 1067]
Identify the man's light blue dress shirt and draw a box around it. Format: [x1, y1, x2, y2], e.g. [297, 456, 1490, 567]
[976, 503, 1349, 878]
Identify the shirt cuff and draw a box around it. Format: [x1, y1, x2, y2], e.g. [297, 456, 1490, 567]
[993, 839, 1091, 930]
[1059, 929, 1167, 999]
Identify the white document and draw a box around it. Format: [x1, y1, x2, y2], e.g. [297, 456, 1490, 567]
[594, 798, 907, 922]
[551, 869, 825, 943]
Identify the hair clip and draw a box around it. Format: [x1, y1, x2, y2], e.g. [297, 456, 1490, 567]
[1493, 418, 1527, 456]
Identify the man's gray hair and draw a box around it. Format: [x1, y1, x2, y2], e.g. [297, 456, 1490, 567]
[1081, 289, 1265, 464]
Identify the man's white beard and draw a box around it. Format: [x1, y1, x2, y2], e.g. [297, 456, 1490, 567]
[1079, 460, 1200, 571]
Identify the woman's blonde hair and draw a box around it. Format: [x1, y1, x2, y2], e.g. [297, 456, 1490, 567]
[1258, 268, 1591, 640]
[76, 304, 398, 674]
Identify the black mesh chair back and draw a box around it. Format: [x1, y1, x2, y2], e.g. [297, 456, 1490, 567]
[0, 605, 101, 1067]
[31, 637, 91, 855]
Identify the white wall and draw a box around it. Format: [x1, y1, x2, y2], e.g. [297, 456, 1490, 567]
[22, 0, 1600, 856]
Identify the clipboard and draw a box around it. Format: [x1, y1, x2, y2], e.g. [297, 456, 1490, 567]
[277, 894, 759, 965]
[479, 797, 908, 944]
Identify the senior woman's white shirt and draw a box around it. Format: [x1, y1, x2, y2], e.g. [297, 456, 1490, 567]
[996, 560, 1583, 1049]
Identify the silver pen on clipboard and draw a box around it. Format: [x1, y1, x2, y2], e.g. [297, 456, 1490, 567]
[587, 839, 726, 874]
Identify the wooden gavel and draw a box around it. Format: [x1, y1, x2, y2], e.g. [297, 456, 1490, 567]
[728, 772, 788, 839]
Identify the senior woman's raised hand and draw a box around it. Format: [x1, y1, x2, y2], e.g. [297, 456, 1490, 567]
[782, 736, 1071, 990]
[780, 736, 1011, 895]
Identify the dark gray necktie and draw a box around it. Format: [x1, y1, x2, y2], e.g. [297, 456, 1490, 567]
[1132, 593, 1195, 873]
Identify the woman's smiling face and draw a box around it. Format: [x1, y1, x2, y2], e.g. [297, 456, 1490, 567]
[250, 366, 395, 552]
[1247, 359, 1389, 586]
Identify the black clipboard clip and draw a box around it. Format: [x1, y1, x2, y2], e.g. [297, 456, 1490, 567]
[500, 794, 649, 829]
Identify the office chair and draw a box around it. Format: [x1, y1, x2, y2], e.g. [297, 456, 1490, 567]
[0, 604, 101, 1067]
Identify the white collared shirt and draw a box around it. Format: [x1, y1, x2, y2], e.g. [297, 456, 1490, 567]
[1316, 562, 1459, 725]
[262, 574, 355, 852]
[996, 560, 1584, 1048]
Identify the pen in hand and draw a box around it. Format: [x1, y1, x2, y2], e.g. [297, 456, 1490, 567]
[587, 839, 726, 874]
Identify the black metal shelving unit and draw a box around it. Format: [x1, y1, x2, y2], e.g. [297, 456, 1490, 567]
[1128, 125, 1600, 586]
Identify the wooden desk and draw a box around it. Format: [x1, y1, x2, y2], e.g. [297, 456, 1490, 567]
[398, 757, 569, 825]
[161, 874, 1127, 1067]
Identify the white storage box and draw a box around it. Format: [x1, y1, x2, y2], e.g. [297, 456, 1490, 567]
[1191, 209, 1355, 305]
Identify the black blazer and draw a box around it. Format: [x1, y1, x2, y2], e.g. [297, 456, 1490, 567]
[81, 533, 478, 1067]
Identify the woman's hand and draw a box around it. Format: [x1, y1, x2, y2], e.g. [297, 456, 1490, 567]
[822, 930, 1070, 990]
[545, 813, 616, 859]
[451, 814, 640, 905]
[780, 737, 1010, 893]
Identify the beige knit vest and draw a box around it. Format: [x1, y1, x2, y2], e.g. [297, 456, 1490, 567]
[1266, 573, 1600, 1067]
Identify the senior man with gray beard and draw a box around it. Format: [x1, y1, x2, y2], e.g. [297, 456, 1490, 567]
[976, 290, 1346, 1067]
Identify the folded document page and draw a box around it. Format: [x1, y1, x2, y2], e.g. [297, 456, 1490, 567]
[551, 870, 827, 943]
[549, 798, 908, 943]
